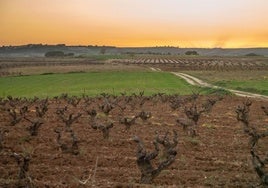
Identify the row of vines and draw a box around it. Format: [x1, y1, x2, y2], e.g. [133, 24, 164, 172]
[114, 58, 268, 71]
[0, 93, 267, 187]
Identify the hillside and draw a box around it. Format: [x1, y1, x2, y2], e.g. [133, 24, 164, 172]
[0, 44, 268, 57]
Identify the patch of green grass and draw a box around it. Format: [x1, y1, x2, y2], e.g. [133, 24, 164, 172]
[0, 72, 200, 98]
[202, 123, 217, 129]
[182, 70, 268, 96]
[186, 137, 201, 146]
[215, 80, 268, 95]
[198, 87, 233, 96]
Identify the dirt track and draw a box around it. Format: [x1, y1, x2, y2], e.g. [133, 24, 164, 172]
[171, 72, 268, 101]
[148, 66, 268, 100]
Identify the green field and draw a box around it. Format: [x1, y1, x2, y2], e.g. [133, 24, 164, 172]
[183, 71, 268, 96]
[0, 72, 204, 98]
[214, 80, 268, 95]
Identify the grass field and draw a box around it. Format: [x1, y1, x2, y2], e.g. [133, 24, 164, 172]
[217, 80, 268, 95]
[183, 70, 268, 96]
[0, 71, 204, 98]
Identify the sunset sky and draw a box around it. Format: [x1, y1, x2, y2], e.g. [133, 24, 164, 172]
[1, 0, 268, 48]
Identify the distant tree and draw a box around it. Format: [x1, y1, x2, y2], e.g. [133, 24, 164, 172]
[185, 51, 199, 56]
[65, 53, 74, 57]
[100, 48, 106, 55]
[56, 44, 66, 47]
[45, 51, 65, 57]
[245, 53, 261, 57]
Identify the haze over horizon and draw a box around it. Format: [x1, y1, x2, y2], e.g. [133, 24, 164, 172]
[1, 0, 268, 48]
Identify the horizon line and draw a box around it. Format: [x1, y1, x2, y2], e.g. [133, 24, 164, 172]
[1, 43, 268, 49]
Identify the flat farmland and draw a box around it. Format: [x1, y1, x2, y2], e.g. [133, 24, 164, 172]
[0, 57, 146, 77]
[181, 70, 268, 96]
[0, 57, 268, 187]
[112, 56, 268, 96]
[0, 71, 200, 98]
[1, 56, 267, 97]
[0, 95, 268, 187]
[113, 56, 268, 71]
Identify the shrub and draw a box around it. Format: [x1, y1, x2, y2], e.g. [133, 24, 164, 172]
[185, 51, 199, 55]
[245, 53, 261, 57]
[44, 51, 65, 57]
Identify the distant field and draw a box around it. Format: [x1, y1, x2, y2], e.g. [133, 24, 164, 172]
[1, 57, 267, 97]
[182, 70, 268, 95]
[0, 72, 202, 98]
[2, 64, 147, 76]
[113, 56, 268, 71]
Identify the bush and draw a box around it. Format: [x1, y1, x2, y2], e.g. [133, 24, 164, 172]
[65, 53, 74, 57]
[45, 51, 65, 57]
[245, 53, 261, 57]
[185, 51, 199, 56]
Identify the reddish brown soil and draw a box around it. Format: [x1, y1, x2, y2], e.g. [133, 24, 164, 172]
[0, 95, 267, 187]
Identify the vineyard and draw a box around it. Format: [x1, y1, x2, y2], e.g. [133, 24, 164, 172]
[1, 57, 268, 77]
[113, 57, 268, 71]
[0, 56, 268, 187]
[1, 93, 268, 187]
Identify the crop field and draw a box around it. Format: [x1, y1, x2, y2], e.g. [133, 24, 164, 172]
[0, 71, 204, 98]
[113, 56, 268, 71]
[0, 94, 268, 187]
[0, 56, 268, 187]
[111, 56, 268, 96]
[0, 57, 147, 77]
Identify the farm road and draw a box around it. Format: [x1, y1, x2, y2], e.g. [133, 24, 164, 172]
[149, 67, 268, 100]
[171, 72, 268, 101]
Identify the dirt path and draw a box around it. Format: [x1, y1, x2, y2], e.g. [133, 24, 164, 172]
[149, 67, 162, 72]
[171, 72, 268, 100]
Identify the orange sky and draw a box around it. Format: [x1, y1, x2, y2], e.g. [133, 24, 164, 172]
[1, 0, 268, 48]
